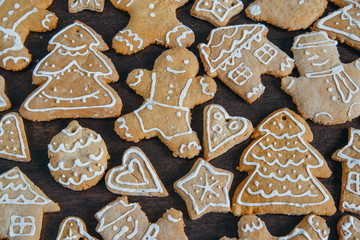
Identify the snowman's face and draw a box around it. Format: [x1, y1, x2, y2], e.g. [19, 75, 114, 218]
[294, 45, 340, 73]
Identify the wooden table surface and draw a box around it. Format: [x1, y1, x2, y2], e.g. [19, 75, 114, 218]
[0, 1, 357, 239]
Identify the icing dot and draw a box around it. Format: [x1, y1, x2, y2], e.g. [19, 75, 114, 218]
[14, 3, 20, 8]
[208, 195, 212, 199]
[268, 183, 272, 187]
[195, 190, 199, 193]
[211, 176, 215, 180]
[213, 112, 222, 120]
[80, 34, 83, 37]
[84, 87, 88, 91]
[315, 222, 319, 227]
[323, 230, 327, 235]
[347, 26, 351, 30]
[199, 177, 203, 181]
[336, 22, 339, 25]
[69, 89, 72, 93]
[113, 226, 118, 231]
[293, 169, 296, 174]
[184, 59, 189, 64]
[150, 12, 155, 17]
[282, 186, 286, 190]
[169, 84, 174, 88]
[249, 4, 261, 16]
[149, 3, 154, 9]
[272, 121, 276, 125]
[53, 87, 57, 92]
[328, 87, 333, 92]
[305, 51, 310, 55]
[266, 138, 269, 142]
[298, 185, 302, 189]
[8, 10, 14, 16]
[168, 90, 173, 94]
[204, 2, 209, 6]
[62, 175, 65, 178]
[71, 40, 75, 43]
[176, 112, 181, 117]
[12, 147, 16, 151]
[166, 55, 173, 62]
[263, 167, 267, 172]
[2, 17, 8, 22]
[51, 64, 55, 67]
[277, 153, 282, 157]
[64, 35, 67, 38]
[267, 152, 271, 157]
[310, 185, 315, 189]
[217, 185, 221, 189]
[323, 49, 327, 53]
[217, 8, 222, 12]
[166, 96, 170, 100]
[307, 155, 311, 159]
[73, 172, 78, 177]
[278, 170, 281, 174]
[254, 181, 259, 187]
[127, 216, 132, 222]
[88, 167, 93, 172]
[147, 104, 153, 110]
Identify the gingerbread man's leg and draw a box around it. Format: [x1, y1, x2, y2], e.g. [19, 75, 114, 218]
[115, 112, 156, 142]
[162, 22, 195, 49]
[112, 26, 151, 55]
[160, 132, 201, 159]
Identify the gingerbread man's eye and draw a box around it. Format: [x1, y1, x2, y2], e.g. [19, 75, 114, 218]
[166, 55, 173, 62]
[184, 59, 189, 64]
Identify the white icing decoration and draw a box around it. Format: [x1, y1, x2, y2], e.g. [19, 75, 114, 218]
[129, 70, 144, 87]
[9, 216, 35, 237]
[241, 218, 263, 232]
[117, 118, 133, 138]
[166, 67, 186, 74]
[167, 214, 182, 223]
[340, 215, 360, 240]
[236, 110, 331, 208]
[56, 217, 97, 240]
[59, 166, 105, 186]
[194, 0, 243, 23]
[180, 141, 202, 153]
[176, 159, 232, 215]
[41, 13, 53, 30]
[314, 112, 333, 121]
[115, 29, 143, 50]
[165, 25, 192, 47]
[142, 224, 159, 240]
[106, 147, 165, 194]
[293, 31, 338, 49]
[280, 57, 295, 72]
[24, 22, 118, 112]
[253, 42, 278, 65]
[199, 77, 215, 96]
[248, 4, 261, 16]
[336, 128, 360, 168]
[247, 84, 265, 99]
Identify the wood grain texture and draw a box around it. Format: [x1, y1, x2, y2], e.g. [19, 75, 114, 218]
[0, 0, 357, 239]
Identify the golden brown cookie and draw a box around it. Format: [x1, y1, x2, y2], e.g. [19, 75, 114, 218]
[0, 112, 30, 162]
[203, 104, 253, 161]
[69, 0, 104, 13]
[245, 0, 327, 31]
[313, 2, 360, 51]
[111, 0, 195, 55]
[282, 31, 360, 125]
[0, 167, 60, 239]
[0, 76, 11, 112]
[191, 0, 244, 27]
[338, 215, 360, 240]
[199, 24, 294, 103]
[332, 128, 360, 214]
[115, 47, 216, 159]
[95, 196, 187, 240]
[105, 147, 168, 197]
[48, 120, 110, 191]
[19, 21, 122, 121]
[174, 158, 233, 219]
[0, 0, 58, 71]
[232, 108, 336, 216]
[56, 216, 98, 240]
[221, 214, 329, 240]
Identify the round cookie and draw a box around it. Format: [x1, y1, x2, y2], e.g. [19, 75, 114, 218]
[48, 120, 109, 191]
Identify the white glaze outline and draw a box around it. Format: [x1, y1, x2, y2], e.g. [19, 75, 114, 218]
[56, 217, 97, 240]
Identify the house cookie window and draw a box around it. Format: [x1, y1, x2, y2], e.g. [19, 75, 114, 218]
[227, 63, 253, 85]
[347, 171, 360, 195]
[253, 43, 278, 65]
[9, 216, 35, 236]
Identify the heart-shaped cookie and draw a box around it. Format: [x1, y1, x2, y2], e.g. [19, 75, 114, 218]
[105, 147, 168, 197]
[203, 104, 253, 160]
[0, 112, 30, 162]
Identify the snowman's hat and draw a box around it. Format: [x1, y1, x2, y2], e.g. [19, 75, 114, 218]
[292, 31, 337, 50]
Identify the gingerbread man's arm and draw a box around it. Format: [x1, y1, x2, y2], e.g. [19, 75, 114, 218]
[110, 0, 134, 11]
[27, 9, 58, 33]
[181, 75, 216, 108]
[126, 69, 153, 99]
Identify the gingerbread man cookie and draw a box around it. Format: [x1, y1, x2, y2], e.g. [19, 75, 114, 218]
[221, 214, 329, 240]
[191, 0, 244, 27]
[69, 0, 105, 13]
[0, 0, 58, 71]
[115, 48, 216, 159]
[110, 0, 195, 55]
[19, 21, 122, 121]
[199, 24, 294, 103]
[282, 31, 360, 125]
[246, 0, 327, 31]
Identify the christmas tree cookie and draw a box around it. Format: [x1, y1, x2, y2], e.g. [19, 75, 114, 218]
[313, 0, 360, 51]
[95, 196, 187, 240]
[48, 120, 110, 191]
[282, 31, 360, 125]
[69, 0, 104, 13]
[0, 112, 30, 162]
[115, 47, 216, 159]
[0, 0, 58, 71]
[110, 0, 195, 55]
[0, 76, 11, 112]
[332, 128, 360, 214]
[203, 104, 253, 161]
[198, 24, 294, 103]
[20, 21, 122, 121]
[105, 147, 168, 197]
[338, 215, 360, 240]
[191, 0, 244, 27]
[232, 108, 336, 216]
[174, 158, 233, 219]
[245, 0, 327, 31]
[56, 217, 98, 240]
[221, 214, 329, 240]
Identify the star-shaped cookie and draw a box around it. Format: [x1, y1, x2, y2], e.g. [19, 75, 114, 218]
[174, 158, 233, 219]
[110, 0, 195, 54]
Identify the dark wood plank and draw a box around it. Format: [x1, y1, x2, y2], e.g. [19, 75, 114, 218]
[0, 0, 357, 239]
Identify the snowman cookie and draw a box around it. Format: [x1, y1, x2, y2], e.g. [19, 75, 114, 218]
[203, 104, 253, 161]
[282, 31, 360, 125]
[115, 47, 216, 159]
[191, 0, 244, 27]
[246, 0, 327, 31]
[0, 0, 58, 71]
[110, 0, 195, 55]
[48, 120, 110, 191]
